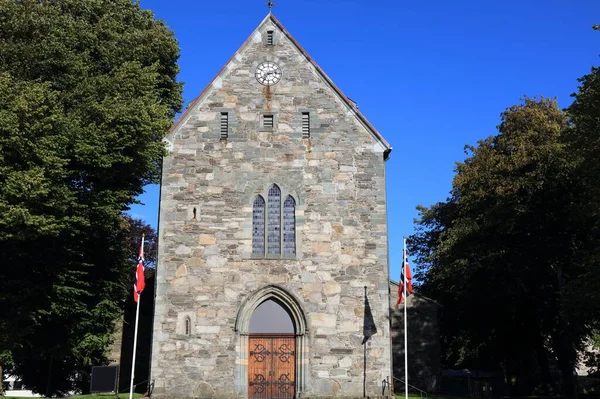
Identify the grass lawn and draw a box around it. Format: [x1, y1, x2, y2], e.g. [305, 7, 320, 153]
[396, 395, 467, 399]
[70, 394, 143, 399]
[5, 394, 143, 399]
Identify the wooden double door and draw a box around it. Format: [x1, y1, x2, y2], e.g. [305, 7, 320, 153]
[248, 334, 296, 399]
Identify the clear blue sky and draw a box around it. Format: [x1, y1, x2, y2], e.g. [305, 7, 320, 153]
[131, 0, 600, 281]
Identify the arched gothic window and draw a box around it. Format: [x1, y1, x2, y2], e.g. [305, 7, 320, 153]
[267, 185, 281, 254]
[283, 196, 296, 255]
[252, 185, 296, 257]
[252, 196, 265, 255]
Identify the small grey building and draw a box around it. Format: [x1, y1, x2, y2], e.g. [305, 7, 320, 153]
[151, 13, 394, 399]
[390, 282, 442, 392]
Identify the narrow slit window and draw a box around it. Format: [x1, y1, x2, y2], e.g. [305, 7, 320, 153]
[192, 207, 197, 220]
[267, 185, 281, 255]
[252, 196, 265, 255]
[220, 112, 228, 139]
[267, 30, 274, 46]
[302, 112, 310, 138]
[263, 114, 274, 128]
[283, 196, 296, 255]
[184, 317, 191, 336]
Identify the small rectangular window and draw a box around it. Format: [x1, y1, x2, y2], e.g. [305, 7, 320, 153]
[267, 30, 274, 46]
[263, 114, 274, 128]
[302, 112, 310, 138]
[220, 112, 228, 139]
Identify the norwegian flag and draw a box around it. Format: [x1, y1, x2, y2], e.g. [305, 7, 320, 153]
[133, 236, 145, 303]
[396, 249, 413, 305]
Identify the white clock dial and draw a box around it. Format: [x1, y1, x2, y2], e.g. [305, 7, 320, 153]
[255, 62, 282, 86]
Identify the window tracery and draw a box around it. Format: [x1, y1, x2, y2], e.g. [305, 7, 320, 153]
[252, 185, 296, 257]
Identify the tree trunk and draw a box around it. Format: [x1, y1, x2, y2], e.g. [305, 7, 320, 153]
[0, 362, 3, 396]
[505, 355, 519, 396]
[554, 265, 578, 396]
[535, 333, 556, 394]
[46, 354, 53, 397]
[553, 337, 576, 396]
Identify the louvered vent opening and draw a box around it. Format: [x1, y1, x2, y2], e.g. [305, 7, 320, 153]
[302, 112, 310, 138]
[267, 30, 274, 46]
[220, 112, 228, 139]
[263, 114, 274, 128]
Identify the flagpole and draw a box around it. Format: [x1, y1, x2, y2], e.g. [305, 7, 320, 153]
[129, 294, 141, 399]
[403, 236, 408, 399]
[129, 234, 144, 399]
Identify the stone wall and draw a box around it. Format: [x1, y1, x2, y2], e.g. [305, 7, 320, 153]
[390, 283, 441, 392]
[151, 15, 393, 399]
[107, 319, 123, 366]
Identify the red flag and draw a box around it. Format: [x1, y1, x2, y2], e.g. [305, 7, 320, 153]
[396, 249, 413, 305]
[133, 237, 145, 302]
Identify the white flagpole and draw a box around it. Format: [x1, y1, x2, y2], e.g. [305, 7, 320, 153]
[129, 234, 144, 399]
[129, 295, 141, 399]
[403, 236, 409, 399]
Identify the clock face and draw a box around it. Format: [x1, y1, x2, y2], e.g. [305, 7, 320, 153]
[255, 62, 282, 86]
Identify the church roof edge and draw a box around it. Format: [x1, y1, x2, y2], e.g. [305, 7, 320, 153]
[168, 14, 392, 160]
[389, 280, 443, 307]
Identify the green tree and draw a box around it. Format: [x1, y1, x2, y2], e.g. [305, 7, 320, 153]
[126, 215, 159, 269]
[410, 98, 591, 395]
[562, 25, 600, 383]
[0, 0, 181, 395]
[564, 24, 600, 314]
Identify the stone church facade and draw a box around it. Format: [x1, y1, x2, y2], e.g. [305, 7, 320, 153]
[151, 14, 393, 399]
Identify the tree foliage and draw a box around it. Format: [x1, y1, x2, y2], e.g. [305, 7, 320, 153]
[410, 97, 599, 395]
[0, 0, 181, 395]
[564, 45, 600, 318]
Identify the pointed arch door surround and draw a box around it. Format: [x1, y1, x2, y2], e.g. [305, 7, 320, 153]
[234, 285, 308, 397]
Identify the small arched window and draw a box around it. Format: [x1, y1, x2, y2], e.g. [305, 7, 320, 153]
[252, 196, 265, 255]
[184, 316, 191, 336]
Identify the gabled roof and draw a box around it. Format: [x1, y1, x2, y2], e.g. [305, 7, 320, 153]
[169, 14, 392, 160]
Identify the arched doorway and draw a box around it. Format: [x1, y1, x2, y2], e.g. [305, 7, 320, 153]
[248, 300, 295, 399]
[234, 285, 308, 398]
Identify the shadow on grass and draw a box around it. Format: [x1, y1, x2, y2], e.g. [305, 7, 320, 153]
[70, 394, 144, 399]
[5, 394, 144, 399]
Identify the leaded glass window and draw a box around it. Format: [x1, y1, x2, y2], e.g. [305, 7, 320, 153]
[267, 185, 281, 254]
[252, 186, 297, 257]
[252, 196, 265, 255]
[283, 196, 296, 255]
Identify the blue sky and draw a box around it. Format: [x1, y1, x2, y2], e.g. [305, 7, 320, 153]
[132, 0, 600, 281]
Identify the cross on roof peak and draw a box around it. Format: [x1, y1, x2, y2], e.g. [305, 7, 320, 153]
[265, 0, 276, 12]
